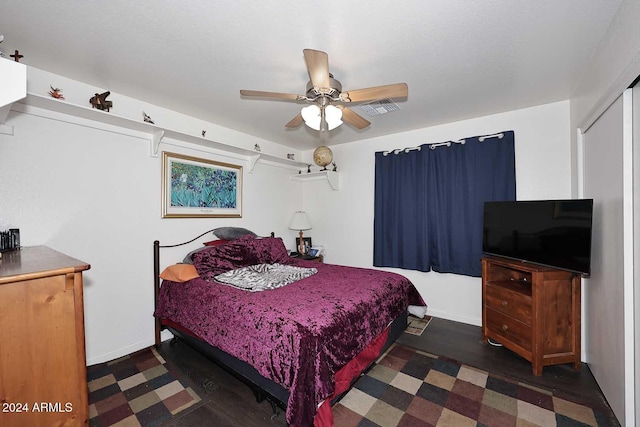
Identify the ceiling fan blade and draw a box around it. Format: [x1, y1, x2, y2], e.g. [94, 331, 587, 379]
[340, 83, 408, 103]
[341, 107, 371, 129]
[303, 49, 331, 93]
[240, 90, 303, 101]
[285, 113, 304, 128]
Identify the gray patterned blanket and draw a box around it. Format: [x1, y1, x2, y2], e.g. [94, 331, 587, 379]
[214, 263, 317, 291]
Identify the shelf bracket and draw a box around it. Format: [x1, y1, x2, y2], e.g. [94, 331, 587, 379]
[0, 105, 11, 124]
[0, 123, 14, 136]
[326, 171, 340, 190]
[248, 154, 260, 172]
[151, 129, 165, 157]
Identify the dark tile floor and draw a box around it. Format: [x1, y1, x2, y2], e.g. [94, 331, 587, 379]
[156, 317, 620, 426]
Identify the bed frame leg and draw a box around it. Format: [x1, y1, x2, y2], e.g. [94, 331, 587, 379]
[252, 388, 265, 403]
[268, 399, 281, 419]
[154, 240, 162, 347]
[252, 388, 281, 419]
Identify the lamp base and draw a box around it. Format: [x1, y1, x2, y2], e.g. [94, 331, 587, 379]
[298, 230, 304, 254]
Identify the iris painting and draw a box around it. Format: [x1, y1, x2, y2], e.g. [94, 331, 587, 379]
[162, 152, 242, 218]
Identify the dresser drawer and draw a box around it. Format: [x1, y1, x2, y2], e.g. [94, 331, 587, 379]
[486, 308, 532, 352]
[485, 283, 532, 325]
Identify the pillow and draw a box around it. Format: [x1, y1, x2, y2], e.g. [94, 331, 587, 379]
[159, 264, 200, 282]
[182, 239, 230, 264]
[252, 237, 291, 264]
[203, 239, 230, 246]
[183, 246, 208, 264]
[213, 227, 257, 240]
[192, 235, 259, 280]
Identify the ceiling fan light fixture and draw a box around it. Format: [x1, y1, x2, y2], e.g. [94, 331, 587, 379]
[301, 105, 321, 130]
[301, 104, 343, 131]
[324, 105, 343, 130]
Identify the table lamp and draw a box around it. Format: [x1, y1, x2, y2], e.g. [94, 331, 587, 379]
[288, 211, 311, 254]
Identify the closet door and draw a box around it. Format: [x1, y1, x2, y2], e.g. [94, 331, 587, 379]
[634, 82, 640, 427]
[582, 94, 626, 424]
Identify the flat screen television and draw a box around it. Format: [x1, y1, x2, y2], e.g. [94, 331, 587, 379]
[482, 199, 594, 276]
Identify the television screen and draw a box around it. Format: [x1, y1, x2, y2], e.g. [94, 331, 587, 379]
[482, 199, 594, 275]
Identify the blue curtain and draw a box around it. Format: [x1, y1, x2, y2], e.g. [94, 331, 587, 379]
[373, 131, 516, 277]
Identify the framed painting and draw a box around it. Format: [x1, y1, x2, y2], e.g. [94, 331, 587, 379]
[162, 152, 242, 218]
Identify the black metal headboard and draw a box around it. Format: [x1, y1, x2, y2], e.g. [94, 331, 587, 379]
[153, 230, 275, 346]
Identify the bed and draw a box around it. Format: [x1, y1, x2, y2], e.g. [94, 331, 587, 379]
[153, 230, 425, 427]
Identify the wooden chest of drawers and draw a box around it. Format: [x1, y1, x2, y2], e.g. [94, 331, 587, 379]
[481, 256, 582, 375]
[0, 246, 90, 426]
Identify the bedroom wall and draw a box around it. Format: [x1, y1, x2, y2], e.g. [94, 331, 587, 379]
[299, 100, 571, 326]
[0, 69, 306, 365]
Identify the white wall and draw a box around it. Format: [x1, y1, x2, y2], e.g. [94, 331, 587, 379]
[0, 71, 305, 365]
[570, 0, 640, 196]
[571, 0, 640, 133]
[300, 100, 571, 326]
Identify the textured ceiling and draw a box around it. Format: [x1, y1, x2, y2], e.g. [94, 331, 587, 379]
[0, 1, 622, 150]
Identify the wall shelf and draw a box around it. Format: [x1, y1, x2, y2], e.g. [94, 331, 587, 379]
[290, 170, 340, 190]
[12, 93, 307, 172]
[0, 59, 27, 125]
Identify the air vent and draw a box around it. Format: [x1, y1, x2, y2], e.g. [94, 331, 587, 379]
[358, 99, 401, 117]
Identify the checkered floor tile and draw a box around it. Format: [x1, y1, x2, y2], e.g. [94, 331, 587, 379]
[333, 344, 613, 427]
[87, 347, 200, 427]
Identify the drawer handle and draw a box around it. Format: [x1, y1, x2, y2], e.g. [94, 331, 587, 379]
[502, 324, 509, 331]
[501, 300, 508, 306]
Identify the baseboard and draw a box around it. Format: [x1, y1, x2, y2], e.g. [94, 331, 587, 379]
[86, 330, 174, 366]
[426, 308, 481, 327]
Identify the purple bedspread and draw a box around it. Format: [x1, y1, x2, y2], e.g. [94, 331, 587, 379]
[155, 258, 424, 426]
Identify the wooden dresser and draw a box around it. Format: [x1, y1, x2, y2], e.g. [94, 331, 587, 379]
[0, 246, 90, 427]
[481, 256, 582, 376]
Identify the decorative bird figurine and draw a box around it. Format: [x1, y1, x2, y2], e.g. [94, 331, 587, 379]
[89, 91, 113, 111]
[48, 86, 65, 99]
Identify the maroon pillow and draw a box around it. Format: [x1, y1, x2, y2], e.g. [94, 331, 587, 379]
[192, 235, 258, 280]
[203, 239, 230, 247]
[252, 237, 290, 264]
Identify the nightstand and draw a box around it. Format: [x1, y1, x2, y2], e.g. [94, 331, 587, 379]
[292, 253, 323, 263]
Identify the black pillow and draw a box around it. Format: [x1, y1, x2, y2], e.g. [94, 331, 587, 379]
[213, 227, 257, 240]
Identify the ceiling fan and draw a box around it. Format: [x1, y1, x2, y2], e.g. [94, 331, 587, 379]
[239, 49, 408, 132]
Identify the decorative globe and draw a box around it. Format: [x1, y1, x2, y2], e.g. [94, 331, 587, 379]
[313, 146, 333, 170]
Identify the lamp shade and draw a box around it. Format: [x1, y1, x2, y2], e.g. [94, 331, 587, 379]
[324, 105, 343, 130]
[288, 211, 311, 231]
[301, 105, 321, 130]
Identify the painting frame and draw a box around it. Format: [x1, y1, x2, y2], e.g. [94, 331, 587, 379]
[162, 151, 242, 218]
